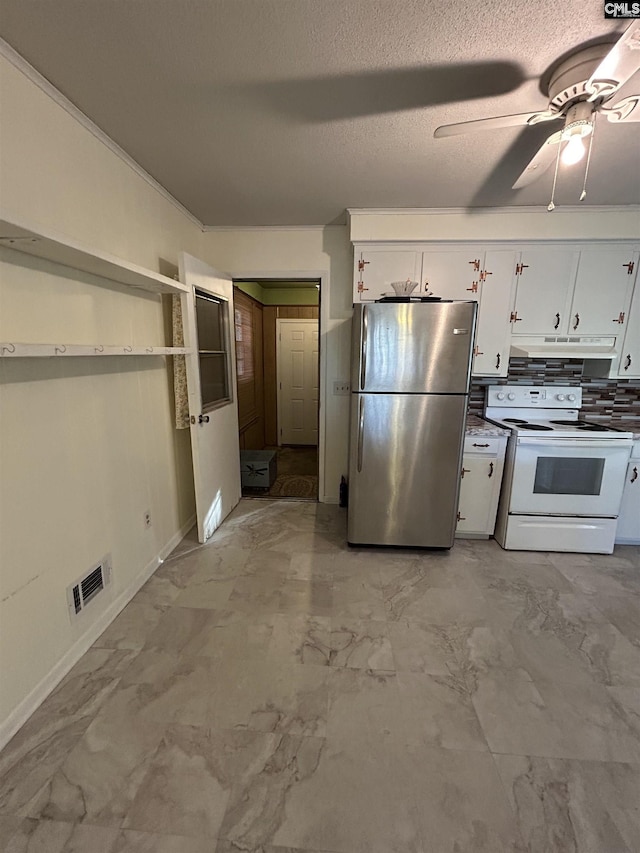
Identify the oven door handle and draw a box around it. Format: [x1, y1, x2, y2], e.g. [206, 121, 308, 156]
[516, 437, 632, 449]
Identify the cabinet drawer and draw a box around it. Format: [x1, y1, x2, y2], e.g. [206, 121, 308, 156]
[463, 436, 504, 455]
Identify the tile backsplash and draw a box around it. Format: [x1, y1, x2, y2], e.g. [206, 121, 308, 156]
[469, 358, 640, 421]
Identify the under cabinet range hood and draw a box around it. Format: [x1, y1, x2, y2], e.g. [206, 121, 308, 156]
[510, 336, 618, 359]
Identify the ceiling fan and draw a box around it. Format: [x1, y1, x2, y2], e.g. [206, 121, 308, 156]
[434, 21, 640, 198]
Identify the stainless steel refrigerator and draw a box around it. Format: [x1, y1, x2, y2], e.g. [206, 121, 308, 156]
[348, 300, 477, 548]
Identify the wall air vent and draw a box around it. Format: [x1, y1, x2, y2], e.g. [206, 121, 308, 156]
[66, 556, 112, 619]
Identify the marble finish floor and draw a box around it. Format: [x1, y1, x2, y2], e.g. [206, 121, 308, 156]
[2, 499, 640, 852]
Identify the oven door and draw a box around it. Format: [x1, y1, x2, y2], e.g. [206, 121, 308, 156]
[510, 438, 632, 517]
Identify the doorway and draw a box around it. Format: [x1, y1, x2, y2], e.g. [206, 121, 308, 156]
[233, 278, 321, 501]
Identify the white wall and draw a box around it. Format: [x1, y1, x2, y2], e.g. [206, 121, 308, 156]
[0, 53, 203, 744]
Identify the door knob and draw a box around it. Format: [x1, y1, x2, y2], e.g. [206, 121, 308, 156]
[198, 414, 210, 424]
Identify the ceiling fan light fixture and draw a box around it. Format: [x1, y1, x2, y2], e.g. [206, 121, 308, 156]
[561, 132, 586, 165]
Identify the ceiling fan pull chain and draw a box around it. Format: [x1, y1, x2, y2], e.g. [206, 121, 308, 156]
[579, 112, 596, 202]
[547, 134, 563, 211]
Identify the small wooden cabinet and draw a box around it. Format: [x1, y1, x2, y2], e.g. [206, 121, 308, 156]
[421, 248, 516, 378]
[509, 247, 579, 335]
[569, 249, 637, 337]
[618, 270, 640, 378]
[353, 248, 421, 302]
[616, 440, 640, 545]
[456, 435, 507, 538]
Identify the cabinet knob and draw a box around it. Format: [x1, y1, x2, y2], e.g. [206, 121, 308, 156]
[554, 313, 560, 330]
[631, 466, 638, 484]
[573, 313, 580, 330]
[624, 354, 632, 371]
[496, 353, 501, 369]
[472, 443, 490, 448]
[488, 462, 494, 478]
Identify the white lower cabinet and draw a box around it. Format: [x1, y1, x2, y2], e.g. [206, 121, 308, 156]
[616, 440, 640, 544]
[456, 436, 507, 538]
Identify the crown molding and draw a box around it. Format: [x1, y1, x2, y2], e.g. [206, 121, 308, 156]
[347, 205, 640, 216]
[201, 224, 343, 232]
[0, 38, 204, 230]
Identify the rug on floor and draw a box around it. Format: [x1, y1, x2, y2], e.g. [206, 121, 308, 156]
[268, 473, 318, 498]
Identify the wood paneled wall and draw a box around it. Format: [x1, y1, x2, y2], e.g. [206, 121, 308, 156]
[234, 289, 265, 450]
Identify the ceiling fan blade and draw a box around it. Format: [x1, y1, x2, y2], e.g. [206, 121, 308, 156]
[512, 130, 563, 189]
[602, 94, 640, 122]
[434, 111, 559, 138]
[586, 20, 640, 100]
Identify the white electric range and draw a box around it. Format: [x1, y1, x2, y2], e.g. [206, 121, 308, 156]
[485, 385, 633, 554]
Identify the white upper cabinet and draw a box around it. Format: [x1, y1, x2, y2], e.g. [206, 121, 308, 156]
[618, 271, 640, 378]
[569, 248, 637, 337]
[510, 247, 579, 335]
[352, 240, 639, 379]
[419, 248, 514, 376]
[473, 250, 517, 377]
[353, 248, 421, 301]
[420, 248, 485, 300]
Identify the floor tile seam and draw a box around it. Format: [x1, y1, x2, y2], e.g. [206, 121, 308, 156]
[486, 748, 640, 767]
[486, 747, 529, 845]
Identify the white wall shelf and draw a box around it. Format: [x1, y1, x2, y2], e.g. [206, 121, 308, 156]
[0, 343, 191, 358]
[0, 213, 190, 295]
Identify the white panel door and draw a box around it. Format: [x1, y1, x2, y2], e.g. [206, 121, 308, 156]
[180, 253, 241, 543]
[277, 319, 319, 445]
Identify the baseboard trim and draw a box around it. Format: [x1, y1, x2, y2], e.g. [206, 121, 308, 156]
[0, 514, 196, 751]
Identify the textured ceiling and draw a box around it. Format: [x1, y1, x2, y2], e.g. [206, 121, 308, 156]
[1, 0, 639, 225]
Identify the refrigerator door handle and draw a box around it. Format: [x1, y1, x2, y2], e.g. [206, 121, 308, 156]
[360, 305, 368, 390]
[357, 397, 365, 472]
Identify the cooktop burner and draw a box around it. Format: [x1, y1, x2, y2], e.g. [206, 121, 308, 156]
[518, 423, 554, 431]
[503, 418, 527, 424]
[550, 419, 579, 425]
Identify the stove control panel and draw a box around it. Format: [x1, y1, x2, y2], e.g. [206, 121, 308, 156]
[487, 385, 582, 408]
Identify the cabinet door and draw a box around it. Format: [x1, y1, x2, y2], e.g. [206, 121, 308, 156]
[511, 248, 579, 334]
[616, 458, 640, 544]
[420, 248, 484, 300]
[569, 249, 637, 336]
[618, 263, 640, 378]
[456, 456, 496, 535]
[473, 250, 517, 377]
[353, 249, 421, 302]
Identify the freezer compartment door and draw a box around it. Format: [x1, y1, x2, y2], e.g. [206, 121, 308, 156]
[351, 301, 476, 394]
[348, 393, 467, 547]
